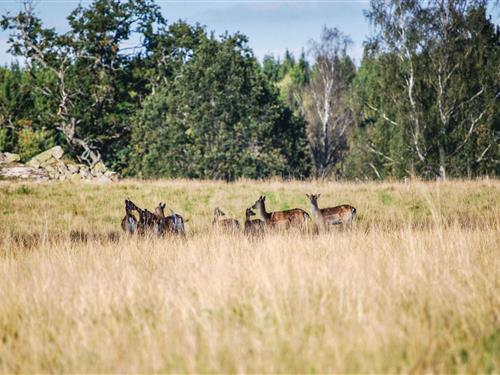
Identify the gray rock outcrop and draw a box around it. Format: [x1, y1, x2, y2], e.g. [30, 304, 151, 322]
[0, 147, 118, 182]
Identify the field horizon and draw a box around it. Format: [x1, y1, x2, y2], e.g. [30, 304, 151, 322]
[0, 178, 499, 372]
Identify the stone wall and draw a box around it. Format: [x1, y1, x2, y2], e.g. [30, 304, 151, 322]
[0, 146, 118, 182]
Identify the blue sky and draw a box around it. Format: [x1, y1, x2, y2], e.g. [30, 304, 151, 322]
[0, 0, 373, 65]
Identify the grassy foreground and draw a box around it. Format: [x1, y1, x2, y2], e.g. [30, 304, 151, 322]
[0, 178, 499, 373]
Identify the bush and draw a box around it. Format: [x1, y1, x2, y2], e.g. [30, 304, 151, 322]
[0, 128, 10, 152]
[16, 128, 55, 161]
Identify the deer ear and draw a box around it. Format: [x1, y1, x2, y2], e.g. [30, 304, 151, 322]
[317, 193, 321, 198]
[306, 194, 310, 199]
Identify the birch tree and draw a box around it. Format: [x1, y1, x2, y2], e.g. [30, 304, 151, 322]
[364, 0, 498, 178]
[1, 0, 164, 167]
[305, 27, 355, 178]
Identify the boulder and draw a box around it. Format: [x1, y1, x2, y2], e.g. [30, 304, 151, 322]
[0, 164, 49, 180]
[55, 161, 68, 173]
[42, 157, 59, 167]
[104, 170, 119, 181]
[29, 146, 64, 165]
[0, 152, 21, 164]
[67, 164, 80, 174]
[92, 161, 107, 174]
[44, 165, 58, 179]
[26, 158, 41, 168]
[79, 167, 91, 179]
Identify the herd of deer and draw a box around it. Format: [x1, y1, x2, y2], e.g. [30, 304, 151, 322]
[121, 194, 356, 237]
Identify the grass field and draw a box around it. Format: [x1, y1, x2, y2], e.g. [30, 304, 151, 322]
[0, 178, 499, 373]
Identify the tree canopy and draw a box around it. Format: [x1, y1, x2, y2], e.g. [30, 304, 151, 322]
[1, 0, 498, 180]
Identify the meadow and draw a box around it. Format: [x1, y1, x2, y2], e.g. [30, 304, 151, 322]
[0, 178, 498, 373]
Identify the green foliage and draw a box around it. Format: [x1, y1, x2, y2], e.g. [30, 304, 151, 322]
[1, 0, 165, 167]
[131, 28, 310, 179]
[0, 128, 9, 152]
[348, 0, 499, 179]
[0, 0, 497, 180]
[16, 128, 55, 161]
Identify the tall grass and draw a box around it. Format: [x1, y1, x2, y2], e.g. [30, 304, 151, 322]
[0, 179, 498, 372]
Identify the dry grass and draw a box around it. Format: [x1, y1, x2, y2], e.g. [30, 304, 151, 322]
[0, 178, 499, 373]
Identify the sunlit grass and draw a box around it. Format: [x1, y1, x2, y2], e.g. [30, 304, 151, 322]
[0, 178, 498, 372]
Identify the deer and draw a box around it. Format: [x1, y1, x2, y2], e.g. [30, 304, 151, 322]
[212, 207, 240, 231]
[244, 207, 265, 236]
[141, 208, 162, 236]
[251, 195, 310, 228]
[154, 202, 186, 236]
[305, 193, 356, 230]
[121, 198, 138, 235]
[124, 199, 162, 236]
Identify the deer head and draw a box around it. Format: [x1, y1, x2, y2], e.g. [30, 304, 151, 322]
[305, 193, 321, 206]
[245, 207, 256, 219]
[155, 202, 166, 218]
[213, 207, 226, 219]
[125, 198, 141, 214]
[251, 195, 266, 210]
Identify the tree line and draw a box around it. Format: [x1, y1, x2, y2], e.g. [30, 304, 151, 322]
[0, 0, 498, 180]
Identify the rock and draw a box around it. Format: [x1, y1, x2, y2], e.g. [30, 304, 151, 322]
[56, 161, 68, 173]
[1, 146, 119, 182]
[70, 173, 82, 182]
[29, 146, 64, 164]
[67, 164, 80, 174]
[92, 161, 107, 174]
[79, 167, 91, 179]
[42, 157, 58, 167]
[26, 158, 41, 168]
[0, 164, 49, 180]
[44, 165, 58, 179]
[0, 152, 21, 164]
[104, 170, 119, 181]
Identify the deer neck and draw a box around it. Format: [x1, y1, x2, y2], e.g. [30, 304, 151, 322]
[310, 201, 322, 219]
[258, 203, 271, 221]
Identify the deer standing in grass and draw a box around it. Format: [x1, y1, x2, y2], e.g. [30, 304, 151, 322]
[244, 207, 265, 236]
[123, 199, 161, 236]
[121, 199, 138, 235]
[212, 208, 240, 231]
[251, 195, 310, 228]
[155, 202, 186, 236]
[305, 193, 356, 230]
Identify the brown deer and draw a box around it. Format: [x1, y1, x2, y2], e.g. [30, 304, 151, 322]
[124, 199, 162, 236]
[121, 198, 138, 235]
[251, 195, 310, 228]
[244, 207, 265, 236]
[155, 202, 186, 236]
[212, 207, 240, 231]
[305, 193, 356, 230]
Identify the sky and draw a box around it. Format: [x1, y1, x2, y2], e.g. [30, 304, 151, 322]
[0, 0, 373, 65]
